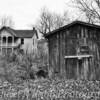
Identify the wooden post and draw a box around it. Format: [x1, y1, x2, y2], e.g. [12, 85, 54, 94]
[12, 36, 14, 53]
[84, 58, 88, 80]
[6, 36, 8, 54]
[77, 59, 79, 79]
[89, 57, 93, 80]
[0, 36, 2, 54]
[1, 37, 3, 54]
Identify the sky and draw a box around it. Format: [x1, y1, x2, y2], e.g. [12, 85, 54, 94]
[0, 0, 77, 29]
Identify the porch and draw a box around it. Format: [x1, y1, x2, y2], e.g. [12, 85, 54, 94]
[0, 36, 19, 54]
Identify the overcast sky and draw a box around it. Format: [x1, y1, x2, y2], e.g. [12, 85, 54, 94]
[0, 0, 77, 29]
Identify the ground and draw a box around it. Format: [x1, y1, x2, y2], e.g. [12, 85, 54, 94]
[0, 78, 99, 100]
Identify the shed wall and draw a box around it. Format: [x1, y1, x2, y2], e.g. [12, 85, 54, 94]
[48, 24, 100, 80]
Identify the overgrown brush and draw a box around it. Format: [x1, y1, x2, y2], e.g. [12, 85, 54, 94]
[0, 51, 48, 83]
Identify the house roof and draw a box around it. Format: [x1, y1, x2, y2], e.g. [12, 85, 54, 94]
[0, 26, 38, 38]
[45, 21, 100, 38]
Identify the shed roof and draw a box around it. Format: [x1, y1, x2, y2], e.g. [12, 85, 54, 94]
[45, 21, 100, 38]
[0, 26, 38, 38]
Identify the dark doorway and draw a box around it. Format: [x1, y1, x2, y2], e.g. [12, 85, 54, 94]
[65, 58, 77, 79]
[78, 59, 83, 79]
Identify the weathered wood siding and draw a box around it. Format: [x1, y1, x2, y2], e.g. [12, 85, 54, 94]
[65, 26, 79, 79]
[47, 23, 100, 80]
[48, 34, 60, 77]
[64, 24, 100, 80]
[48, 31, 66, 77]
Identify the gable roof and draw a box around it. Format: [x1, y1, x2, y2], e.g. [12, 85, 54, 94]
[45, 21, 100, 38]
[0, 27, 38, 38]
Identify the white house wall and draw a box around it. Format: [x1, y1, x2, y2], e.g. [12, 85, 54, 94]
[21, 38, 33, 53]
[32, 34, 38, 54]
[21, 34, 38, 54]
[16, 38, 21, 44]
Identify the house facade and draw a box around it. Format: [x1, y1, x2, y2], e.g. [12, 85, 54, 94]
[0, 27, 38, 55]
[45, 21, 100, 80]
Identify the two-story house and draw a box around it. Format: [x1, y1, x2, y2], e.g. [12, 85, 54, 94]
[0, 26, 38, 54]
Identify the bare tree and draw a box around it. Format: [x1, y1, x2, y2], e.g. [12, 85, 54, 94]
[0, 16, 14, 28]
[71, 0, 100, 24]
[35, 8, 70, 35]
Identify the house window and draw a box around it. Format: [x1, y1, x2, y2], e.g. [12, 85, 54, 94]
[3, 37, 6, 43]
[8, 36, 12, 43]
[21, 38, 24, 44]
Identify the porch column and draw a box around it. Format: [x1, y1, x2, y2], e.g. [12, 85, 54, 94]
[6, 36, 8, 54]
[77, 59, 79, 79]
[1, 36, 2, 54]
[12, 36, 14, 53]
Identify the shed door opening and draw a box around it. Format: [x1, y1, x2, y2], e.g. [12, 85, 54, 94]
[65, 55, 93, 79]
[65, 58, 77, 79]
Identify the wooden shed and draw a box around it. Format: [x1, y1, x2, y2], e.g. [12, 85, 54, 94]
[45, 21, 100, 80]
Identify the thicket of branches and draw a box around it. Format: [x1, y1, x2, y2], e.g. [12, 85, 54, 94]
[72, 0, 100, 24]
[35, 8, 70, 35]
[0, 16, 14, 28]
[0, 48, 48, 84]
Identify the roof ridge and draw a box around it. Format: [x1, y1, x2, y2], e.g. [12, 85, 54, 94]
[45, 20, 100, 37]
[0, 26, 37, 38]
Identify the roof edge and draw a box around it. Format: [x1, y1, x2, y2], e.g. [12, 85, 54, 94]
[45, 21, 100, 38]
[0, 26, 17, 37]
[0, 26, 38, 38]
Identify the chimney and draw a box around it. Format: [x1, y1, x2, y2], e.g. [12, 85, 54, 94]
[33, 27, 38, 38]
[33, 27, 37, 33]
[33, 27, 36, 31]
